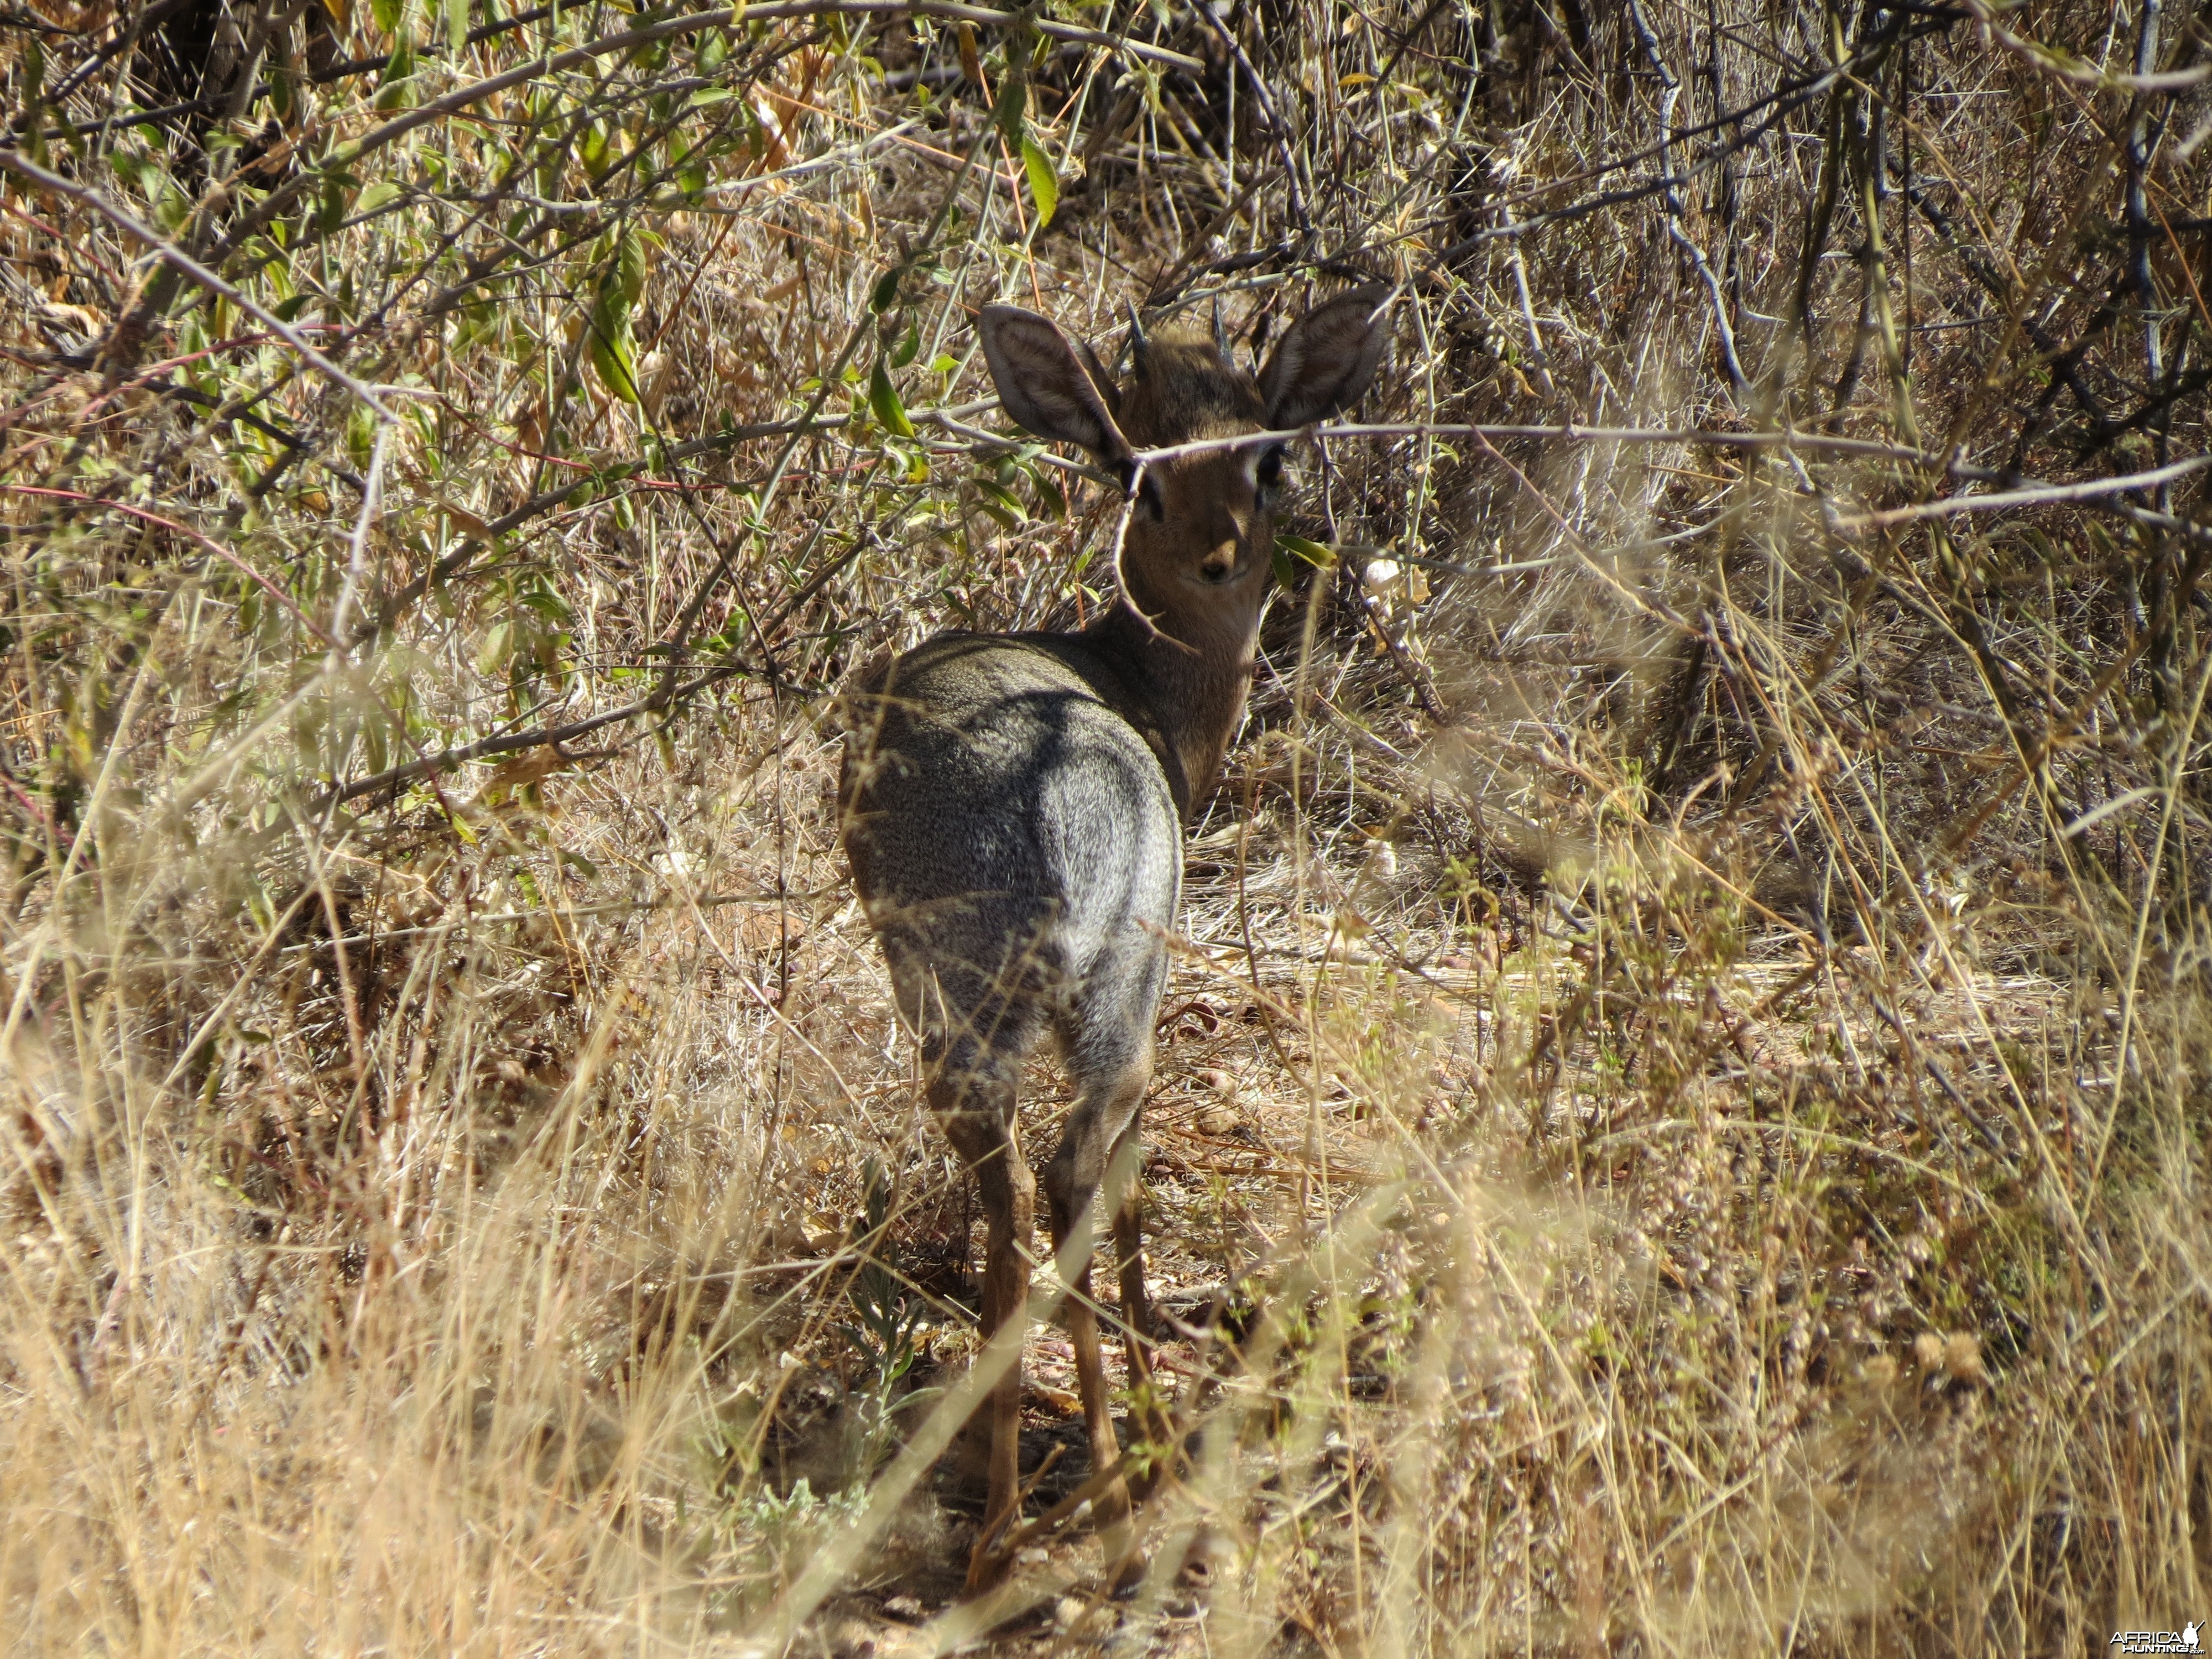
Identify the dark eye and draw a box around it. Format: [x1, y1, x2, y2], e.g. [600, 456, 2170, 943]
[1255, 446, 1285, 494]
[1138, 475, 1165, 519]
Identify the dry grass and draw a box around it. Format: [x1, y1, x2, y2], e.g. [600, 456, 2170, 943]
[3, 0, 2211, 1651]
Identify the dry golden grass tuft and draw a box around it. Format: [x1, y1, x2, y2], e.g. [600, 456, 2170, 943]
[3, 0, 2210, 1651]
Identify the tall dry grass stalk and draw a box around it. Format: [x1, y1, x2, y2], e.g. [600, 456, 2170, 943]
[2, 0, 2209, 1650]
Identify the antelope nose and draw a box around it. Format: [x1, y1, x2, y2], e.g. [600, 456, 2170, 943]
[1200, 542, 1238, 583]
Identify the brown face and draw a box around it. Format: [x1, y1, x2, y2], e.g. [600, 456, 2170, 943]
[1129, 440, 1285, 592]
[1111, 337, 1286, 626]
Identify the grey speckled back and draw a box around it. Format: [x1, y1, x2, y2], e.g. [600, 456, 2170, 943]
[840, 633, 1181, 1099]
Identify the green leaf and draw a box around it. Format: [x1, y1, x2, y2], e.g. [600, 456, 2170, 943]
[1019, 134, 1058, 228]
[588, 281, 640, 403]
[891, 321, 921, 368]
[1272, 533, 1335, 586]
[356, 180, 403, 216]
[372, 36, 416, 110]
[617, 228, 649, 308]
[868, 359, 914, 437]
[580, 120, 612, 176]
[975, 479, 1025, 529]
[371, 0, 404, 35]
[21, 41, 46, 162]
[992, 75, 1026, 143]
[445, 0, 466, 55]
[870, 265, 904, 313]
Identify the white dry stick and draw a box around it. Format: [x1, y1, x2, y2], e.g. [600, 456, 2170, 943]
[330, 424, 392, 650]
[1830, 455, 2212, 531]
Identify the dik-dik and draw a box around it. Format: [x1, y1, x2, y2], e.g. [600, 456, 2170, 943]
[839, 287, 1387, 1591]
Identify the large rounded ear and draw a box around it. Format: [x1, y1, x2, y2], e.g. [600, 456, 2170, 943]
[978, 305, 1134, 473]
[1259, 284, 1391, 430]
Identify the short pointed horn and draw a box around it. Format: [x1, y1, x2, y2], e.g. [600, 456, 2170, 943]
[1212, 297, 1231, 361]
[1125, 300, 1150, 368]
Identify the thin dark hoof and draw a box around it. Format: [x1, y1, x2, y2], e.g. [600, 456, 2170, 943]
[1105, 1550, 1150, 1599]
[962, 1550, 1013, 1598]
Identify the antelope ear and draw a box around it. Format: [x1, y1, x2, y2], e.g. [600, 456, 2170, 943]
[1259, 284, 1391, 430]
[979, 305, 1134, 472]
[1074, 338, 1122, 419]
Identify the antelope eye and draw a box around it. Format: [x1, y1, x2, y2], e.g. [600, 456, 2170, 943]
[1255, 446, 1285, 490]
[1137, 474, 1165, 519]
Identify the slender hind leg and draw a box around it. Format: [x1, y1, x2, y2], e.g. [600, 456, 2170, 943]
[1105, 1112, 1172, 1499]
[1042, 1062, 1147, 1582]
[932, 1063, 1034, 1595]
[1045, 942, 1165, 1583]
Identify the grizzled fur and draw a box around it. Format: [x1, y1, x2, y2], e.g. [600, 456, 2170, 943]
[839, 632, 1179, 1110]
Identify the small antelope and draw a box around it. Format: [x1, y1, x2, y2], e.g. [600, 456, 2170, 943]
[838, 287, 1388, 1591]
